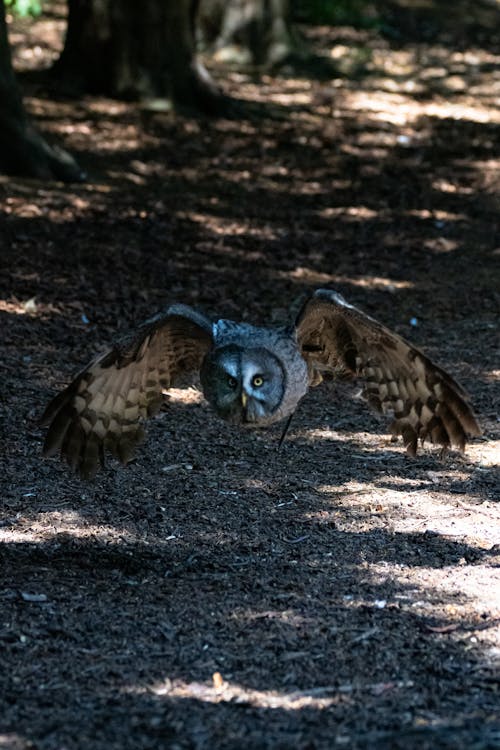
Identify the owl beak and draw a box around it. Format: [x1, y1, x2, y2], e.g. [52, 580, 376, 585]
[241, 391, 248, 409]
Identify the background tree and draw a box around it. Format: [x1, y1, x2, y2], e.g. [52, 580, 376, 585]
[51, 0, 228, 114]
[197, 0, 298, 67]
[0, 0, 82, 180]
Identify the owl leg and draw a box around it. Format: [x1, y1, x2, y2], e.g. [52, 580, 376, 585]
[277, 412, 295, 450]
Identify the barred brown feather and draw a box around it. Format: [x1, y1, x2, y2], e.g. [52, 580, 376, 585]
[41, 307, 213, 478]
[295, 289, 480, 454]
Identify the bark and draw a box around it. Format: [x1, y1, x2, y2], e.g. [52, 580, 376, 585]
[0, 0, 83, 181]
[52, 0, 228, 115]
[198, 0, 297, 67]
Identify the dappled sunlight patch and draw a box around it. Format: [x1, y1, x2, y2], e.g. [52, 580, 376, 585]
[316, 476, 426, 497]
[163, 387, 204, 405]
[316, 479, 410, 507]
[250, 76, 314, 108]
[467, 440, 500, 468]
[176, 210, 280, 243]
[268, 91, 314, 107]
[297, 417, 491, 471]
[405, 208, 468, 222]
[0, 297, 59, 317]
[2, 196, 44, 218]
[483, 370, 500, 382]
[432, 178, 475, 195]
[283, 266, 413, 291]
[86, 101, 132, 118]
[363, 43, 500, 116]
[1, 184, 113, 224]
[415, 100, 498, 125]
[89, 133, 144, 154]
[0, 734, 30, 749]
[35, 100, 163, 156]
[423, 237, 460, 254]
[366, 561, 500, 620]
[318, 205, 378, 220]
[344, 89, 500, 125]
[313, 467, 499, 548]
[343, 90, 417, 126]
[0, 509, 145, 545]
[299, 426, 403, 454]
[469, 158, 500, 174]
[24, 96, 79, 122]
[127, 675, 413, 710]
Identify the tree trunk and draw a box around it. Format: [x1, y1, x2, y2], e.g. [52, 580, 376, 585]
[52, 0, 228, 115]
[198, 0, 297, 67]
[0, 1, 83, 180]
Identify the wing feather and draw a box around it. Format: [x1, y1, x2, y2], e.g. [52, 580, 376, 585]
[295, 289, 480, 454]
[41, 305, 213, 478]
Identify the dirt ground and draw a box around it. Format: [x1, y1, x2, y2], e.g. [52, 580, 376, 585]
[1, 2, 499, 748]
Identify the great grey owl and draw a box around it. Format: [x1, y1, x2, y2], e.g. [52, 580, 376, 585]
[41, 289, 480, 478]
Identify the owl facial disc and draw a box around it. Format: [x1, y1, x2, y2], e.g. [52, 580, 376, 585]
[200, 344, 286, 426]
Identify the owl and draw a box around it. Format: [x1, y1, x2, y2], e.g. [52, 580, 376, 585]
[41, 289, 480, 478]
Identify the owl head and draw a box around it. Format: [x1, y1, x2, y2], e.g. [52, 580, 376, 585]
[200, 344, 286, 426]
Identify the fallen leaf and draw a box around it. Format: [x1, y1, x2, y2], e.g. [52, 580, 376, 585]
[212, 671, 224, 689]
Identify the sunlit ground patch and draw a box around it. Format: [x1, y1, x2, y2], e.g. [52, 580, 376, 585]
[162, 387, 204, 405]
[0, 297, 59, 316]
[125, 675, 417, 710]
[284, 266, 414, 291]
[467, 440, 500, 468]
[0, 510, 142, 545]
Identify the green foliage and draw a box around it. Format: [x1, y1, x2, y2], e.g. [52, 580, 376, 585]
[293, 0, 379, 28]
[5, 0, 42, 18]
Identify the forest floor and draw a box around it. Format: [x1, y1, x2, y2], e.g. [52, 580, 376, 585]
[1, 2, 499, 748]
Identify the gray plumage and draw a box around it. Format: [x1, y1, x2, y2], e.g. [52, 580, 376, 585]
[201, 321, 309, 426]
[41, 289, 481, 478]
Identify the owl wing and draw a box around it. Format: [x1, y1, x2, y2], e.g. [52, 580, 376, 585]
[294, 289, 480, 454]
[41, 305, 214, 478]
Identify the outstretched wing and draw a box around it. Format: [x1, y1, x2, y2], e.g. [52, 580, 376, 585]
[41, 305, 214, 478]
[295, 289, 480, 455]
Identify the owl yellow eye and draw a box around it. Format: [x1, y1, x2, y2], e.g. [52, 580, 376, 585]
[227, 376, 237, 389]
[252, 375, 264, 388]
